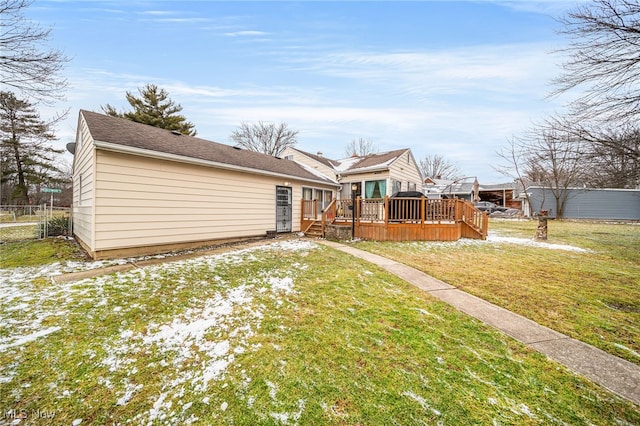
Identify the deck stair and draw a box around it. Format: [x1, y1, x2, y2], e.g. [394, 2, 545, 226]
[304, 221, 324, 238]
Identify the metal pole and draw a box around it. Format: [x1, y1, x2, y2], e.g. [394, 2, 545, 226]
[351, 187, 356, 239]
[50, 192, 54, 219]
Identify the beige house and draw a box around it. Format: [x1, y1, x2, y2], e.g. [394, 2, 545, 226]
[282, 148, 488, 241]
[281, 147, 423, 202]
[71, 111, 338, 259]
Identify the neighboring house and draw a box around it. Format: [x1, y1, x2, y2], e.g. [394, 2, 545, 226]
[423, 178, 519, 208]
[283, 148, 489, 241]
[70, 111, 338, 259]
[282, 147, 423, 203]
[522, 186, 640, 220]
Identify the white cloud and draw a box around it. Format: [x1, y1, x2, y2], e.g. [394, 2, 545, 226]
[291, 42, 565, 101]
[493, 0, 589, 15]
[223, 31, 269, 37]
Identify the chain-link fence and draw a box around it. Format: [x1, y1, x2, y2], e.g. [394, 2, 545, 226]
[0, 205, 72, 242]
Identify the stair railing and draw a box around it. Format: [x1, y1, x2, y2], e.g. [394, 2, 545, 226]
[321, 198, 337, 236]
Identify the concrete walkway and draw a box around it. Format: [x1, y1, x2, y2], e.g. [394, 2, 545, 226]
[318, 240, 640, 406]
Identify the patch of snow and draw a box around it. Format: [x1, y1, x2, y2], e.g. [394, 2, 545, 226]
[614, 343, 640, 358]
[0, 371, 16, 384]
[266, 380, 278, 401]
[269, 399, 309, 424]
[403, 391, 441, 416]
[333, 156, 361, 172]
[487, 235, 589, 252]
[0, 326, 61, 352]
[269, 277, 294, 293]
[519, 403, 535, 418]
[116, 381, 143, 406]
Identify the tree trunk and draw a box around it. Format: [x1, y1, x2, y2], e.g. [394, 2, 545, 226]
[11, 138, 29, 204]
[535, 211, 548, 241]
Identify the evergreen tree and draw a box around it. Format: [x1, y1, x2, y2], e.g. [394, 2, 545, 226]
[102, 84, 197, 136]
[0, 91, 64, 204]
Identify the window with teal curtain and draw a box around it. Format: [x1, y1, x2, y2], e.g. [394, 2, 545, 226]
[378, 180, 387, 197]
[365, 180, 386, 198]
[365, 181, 375, 198]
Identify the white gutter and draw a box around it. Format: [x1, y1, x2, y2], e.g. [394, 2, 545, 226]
[93, 140, 340, 188]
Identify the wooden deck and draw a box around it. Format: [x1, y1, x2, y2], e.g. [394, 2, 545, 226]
[302, 197, 488, 241]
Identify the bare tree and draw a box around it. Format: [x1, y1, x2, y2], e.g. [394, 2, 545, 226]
[418, 154, 461, 180]
[499, 118, 590, 218]
[553, 0, 640, 124]
[496, 138, 534, 215]
[230, 121, 298, 157]
[344, 138, 378, 157]
[530, 114, 640, 188]
[0, 0, 68, 102]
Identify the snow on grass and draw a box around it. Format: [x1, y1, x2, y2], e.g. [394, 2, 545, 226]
[397, 231, 590, 253]
[402, 391, 441, 417]
[0, 238, 317, 425]
[0, 326, 61, 352]
[486, 235, 590, 252]
[614, 343, 640, 359]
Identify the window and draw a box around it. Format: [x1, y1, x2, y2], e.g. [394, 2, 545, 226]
[365, 180, 386, 198]
[284, 154, 294, 160]
[346, 182, 362, 198]
[408, 182, 417, 191]
[323, 190, 333, 207]
[392, 179, 401, 195]
[302, 187, 313, 200]
[77, 174, 83, 205]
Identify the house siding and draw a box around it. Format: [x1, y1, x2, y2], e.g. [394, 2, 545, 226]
[72, 116, 96, 251]
[527, 187, 640, 220]
[281, 148, 336, 178]
[388, 150, 423, 193]
[92, 150, 334, 251]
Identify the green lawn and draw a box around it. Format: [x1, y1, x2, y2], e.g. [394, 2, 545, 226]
[0, 224, 38, 243]
[354, 219, 640, 366]
[0, 238, 86, 268]
[0, 238, 638, 425]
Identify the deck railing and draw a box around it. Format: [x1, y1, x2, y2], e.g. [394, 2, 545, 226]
[302, 199, 318, 220]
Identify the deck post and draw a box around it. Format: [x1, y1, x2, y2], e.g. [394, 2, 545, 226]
[384, 196, 389, 225]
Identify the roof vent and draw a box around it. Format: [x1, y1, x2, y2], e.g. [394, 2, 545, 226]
[233, 146, 242, 150]
[171, 130, 182, 136]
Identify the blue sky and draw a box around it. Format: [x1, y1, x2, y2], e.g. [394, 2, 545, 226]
[30, 0, 586, 183]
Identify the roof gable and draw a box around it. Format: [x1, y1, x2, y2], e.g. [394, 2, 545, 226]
[80, 110, 336, 185]
[336, 149, 409, 174]
[289, 148, 340, 169]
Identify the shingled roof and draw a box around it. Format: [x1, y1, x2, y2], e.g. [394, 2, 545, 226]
[288, 148, 341, 168]
[80, 110, 336, 185]
[341, 149, 409, 173]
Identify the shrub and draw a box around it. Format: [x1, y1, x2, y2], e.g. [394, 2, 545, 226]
[41, 215, 70, 237]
